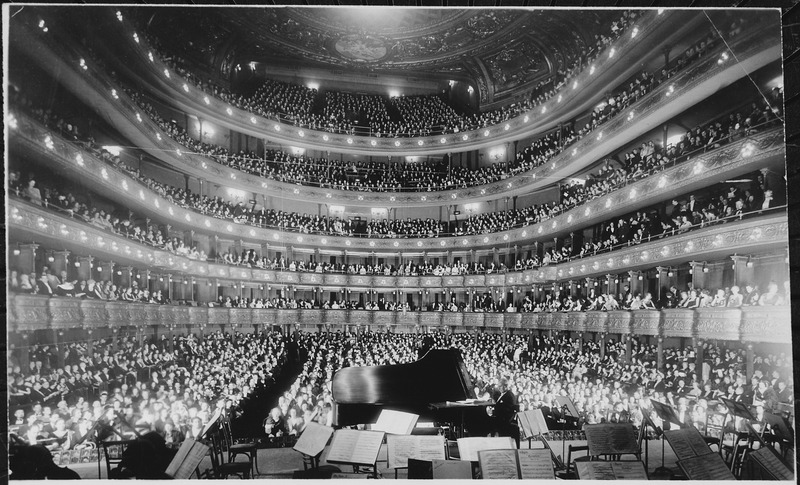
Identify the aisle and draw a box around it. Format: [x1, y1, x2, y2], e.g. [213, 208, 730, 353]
[231, 350, 307, 439]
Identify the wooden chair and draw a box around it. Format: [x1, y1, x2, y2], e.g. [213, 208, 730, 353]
[221, 413, 259, 475]
[563, 444, 590, 478]
[207, 432, 252, 479]
[101, 439, 137, 479]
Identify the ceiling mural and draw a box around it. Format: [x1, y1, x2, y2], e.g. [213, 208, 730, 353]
[131, 7, 624, 103]
[483, 38, 548, 93]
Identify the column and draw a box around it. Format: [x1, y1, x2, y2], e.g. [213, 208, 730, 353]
[655, 266, 670, 300]
[657, 337, 664, 371]
[53, 329, 65, 369]
[624, 334, 632, 364]
[694, 339, 705, 382]
[605, 274, 616, 297]
[493, 247, 499, 267]
[599, 333, 606, 359]
[746, 343, 754, 381]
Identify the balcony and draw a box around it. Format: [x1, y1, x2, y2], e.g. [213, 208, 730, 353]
[11, 13, 781, 208]
[8, 196, 788, 288]
[9, 109, 786, 252]
[7, 293, 790, 345]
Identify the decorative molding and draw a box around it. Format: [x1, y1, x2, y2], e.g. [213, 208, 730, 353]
[14, 13, 779, 210]
[8, 199, 788, 291]
[9, 110, 783, 252]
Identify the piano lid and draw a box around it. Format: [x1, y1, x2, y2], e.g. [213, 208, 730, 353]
[332, 348, 477, 407]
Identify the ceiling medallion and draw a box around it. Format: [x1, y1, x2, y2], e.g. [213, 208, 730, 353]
[333, 34, 390, 63]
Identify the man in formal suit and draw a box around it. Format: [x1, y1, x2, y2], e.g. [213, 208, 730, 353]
[489, 378, 519, 447]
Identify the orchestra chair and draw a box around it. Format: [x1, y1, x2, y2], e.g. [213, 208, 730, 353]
[221, 413, 259, 476]
[561, 444, 590, 479]
[699, 412, 723, 454]
[101, 439, 137, 479]
[722, 431, 752, 477]
[207, 431, 252, 479]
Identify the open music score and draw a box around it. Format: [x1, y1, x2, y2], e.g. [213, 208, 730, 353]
[386, 434, 446, 469]
[293, 422, 334, 459]
[748, 447, 794, 481]
[456, 436, 515, 461]
[165, 438, 209, 479]
[584, 423, 640, 456]
[197, 408, 222, 439]
[325, 429, 385, 467]
[408, 458, 474, 479]
[677, 453, 735, 481]
[372, 409, 419, 435]
[517, 409, 549, 439]
[662, 427, 714, 461]
[478, 449, 555, 479]
[574, 461, 649, 480]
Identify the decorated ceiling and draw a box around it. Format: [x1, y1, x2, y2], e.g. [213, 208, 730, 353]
[130, 7, 625, 101]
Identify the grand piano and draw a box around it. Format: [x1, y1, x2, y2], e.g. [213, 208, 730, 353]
[331, 349, 492, 436]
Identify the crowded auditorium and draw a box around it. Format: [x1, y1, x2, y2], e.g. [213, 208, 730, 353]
[5, 4, 796, 482]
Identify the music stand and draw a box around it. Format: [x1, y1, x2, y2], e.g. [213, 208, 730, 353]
[649, 400, 689, 477]
[719, 398, 761, 476]
[639, 408, 668, 476]
[719, 397, 756, 422]
[553, 396, 578, 463]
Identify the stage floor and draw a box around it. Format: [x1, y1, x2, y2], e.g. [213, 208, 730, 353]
[70, 438, 694, 480]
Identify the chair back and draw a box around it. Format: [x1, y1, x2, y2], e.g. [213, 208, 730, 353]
[206, 432, 225, 476]
[101, 439, 137, 478]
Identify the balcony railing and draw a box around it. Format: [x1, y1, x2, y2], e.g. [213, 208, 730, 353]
[9, 108, 786, 252]
[7, 294, 790, 345]
[9, 197, 788, 288]
[12, 13, 781, 208]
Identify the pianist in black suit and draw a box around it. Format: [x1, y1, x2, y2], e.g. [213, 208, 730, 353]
[488, 378, 519, 447]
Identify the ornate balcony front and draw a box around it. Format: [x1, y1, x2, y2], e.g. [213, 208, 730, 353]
[11, 13, 781, 208]
[8, 294, 790, 344]
[8, 110, 785, 252]
[8, 197, 788, 289]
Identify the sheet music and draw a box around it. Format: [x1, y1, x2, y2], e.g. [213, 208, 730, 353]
[517, 409, 549, 439]
[478, 449, 519, 479]
[330, 472, 370, 479]
[432, 459, 473, 479]
[456, 436, 515, 461]
[326, 429, 385, 466]
[584, 424, 639, 455]
[372, 409, 419, 435]
[165, 439, 209, 479]
[749, 447, 795, 480]
[199, 408, 222, 439]
[610, 461, 648, 480]
[677, 453, 735, 481]
[293, 421, 334, 458]
[575, 461, 616, 480]
[386, 434, 446, 469]
[165, 439, 192, 477]
[663, 428, 713, 460]
[517, 449, 555, 479]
